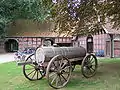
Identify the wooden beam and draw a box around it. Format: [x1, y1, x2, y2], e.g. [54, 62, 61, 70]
[109, 34, 114, 58]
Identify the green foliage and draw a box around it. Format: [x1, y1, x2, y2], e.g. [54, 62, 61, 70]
[0, 0, 52, 38]
[101, 1, 120, 28]
[1, 0, 120, 37]
[49, 0, 102, 36]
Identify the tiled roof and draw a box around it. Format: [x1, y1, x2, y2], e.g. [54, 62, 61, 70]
[13, 31, 71, 37]
[7, 20, 72, 37]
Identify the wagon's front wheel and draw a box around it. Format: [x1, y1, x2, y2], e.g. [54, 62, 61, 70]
[23, 54, 45, 81]
[81, 54, 98, 78]
[46, 55, 72, 89]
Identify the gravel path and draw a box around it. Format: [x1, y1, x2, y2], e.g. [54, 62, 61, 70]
[0, 53, 15, 64]
[0, 53, 108, 64]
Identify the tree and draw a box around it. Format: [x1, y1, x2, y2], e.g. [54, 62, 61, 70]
[50, 0, 120, 36]
[1, 0, 120, 37]
[49, 0, 101, 36]
[101, 0, 120, 29]
[0, 0, 52, 38]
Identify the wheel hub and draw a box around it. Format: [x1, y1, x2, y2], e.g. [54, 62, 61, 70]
[57, 70, 62, 75]
[34, 65, 40, 70]
[35, 68, 39, 71]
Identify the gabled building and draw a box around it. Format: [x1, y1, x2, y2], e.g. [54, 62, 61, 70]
[3, 20, 72, 52]
[1, 19, 120, 58]
[72, 22, 120, 57]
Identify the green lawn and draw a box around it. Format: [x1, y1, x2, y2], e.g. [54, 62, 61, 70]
[1, 58, 120, 90]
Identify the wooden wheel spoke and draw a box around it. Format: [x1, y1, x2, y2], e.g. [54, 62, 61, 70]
[90, 56, 93, 61]
[61, 74, 67, 81]
[90, 60, 95, 64]
[32, 71, 36, 79]
[62, 71, 69, 75]
[27, 69, 35, 76]
[37, 70, 38, 79]
[59, 59, 63, 69]
[49, 72, 57, 77]
[57, 61, 60, 69]
[61, 62, 67, 69]
[58, 75, 62, 85]
[84, 60, 89, 65]
[58, 59, 61, 64]
[91, 64, 96, 68]
[87, 67, 93, 74]
[88, 67, 96, 75]
[91, 67, 95, 71]
[53, 62, 58, 70]
[62, 66, 70, 71]
[84, 65, 95, 74]
[56, 76, 58, 87]
[87, 68, 92, 74]
[88, 57, 91, 61]
[51, 75, 58, 85]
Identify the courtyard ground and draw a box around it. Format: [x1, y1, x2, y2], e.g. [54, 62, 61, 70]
[0, 53, 15, 63]
[0, 58, 120, 90]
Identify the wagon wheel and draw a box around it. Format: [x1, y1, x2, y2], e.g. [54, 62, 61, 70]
[46, 55, 72, 89]
[23, 54, 45, 81]
[81, 54, 98, 78]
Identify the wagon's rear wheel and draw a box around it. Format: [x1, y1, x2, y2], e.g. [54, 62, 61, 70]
[23, 54, 45, 81]
[81, 54, 98, 78]
[46, 55, 72, 89]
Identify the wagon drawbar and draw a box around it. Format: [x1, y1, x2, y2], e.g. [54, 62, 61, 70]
[17, 46, 98, 89]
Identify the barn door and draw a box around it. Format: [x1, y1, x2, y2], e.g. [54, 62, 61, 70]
[106, 41, 110, 56]
[5, 39, 18, 52]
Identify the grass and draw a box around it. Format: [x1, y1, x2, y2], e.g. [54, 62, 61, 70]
[1, 58, 120, 90]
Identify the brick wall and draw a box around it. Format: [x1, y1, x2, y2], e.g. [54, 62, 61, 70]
[73, 34, 107, 57]
[17, 37, 42, 50]
[10, 37, 72, 50]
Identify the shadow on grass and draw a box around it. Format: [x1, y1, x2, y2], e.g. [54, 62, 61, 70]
[66, 61, 120, 89]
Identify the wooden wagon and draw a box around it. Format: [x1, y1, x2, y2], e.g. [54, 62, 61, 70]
[18, 46, 98, 89]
